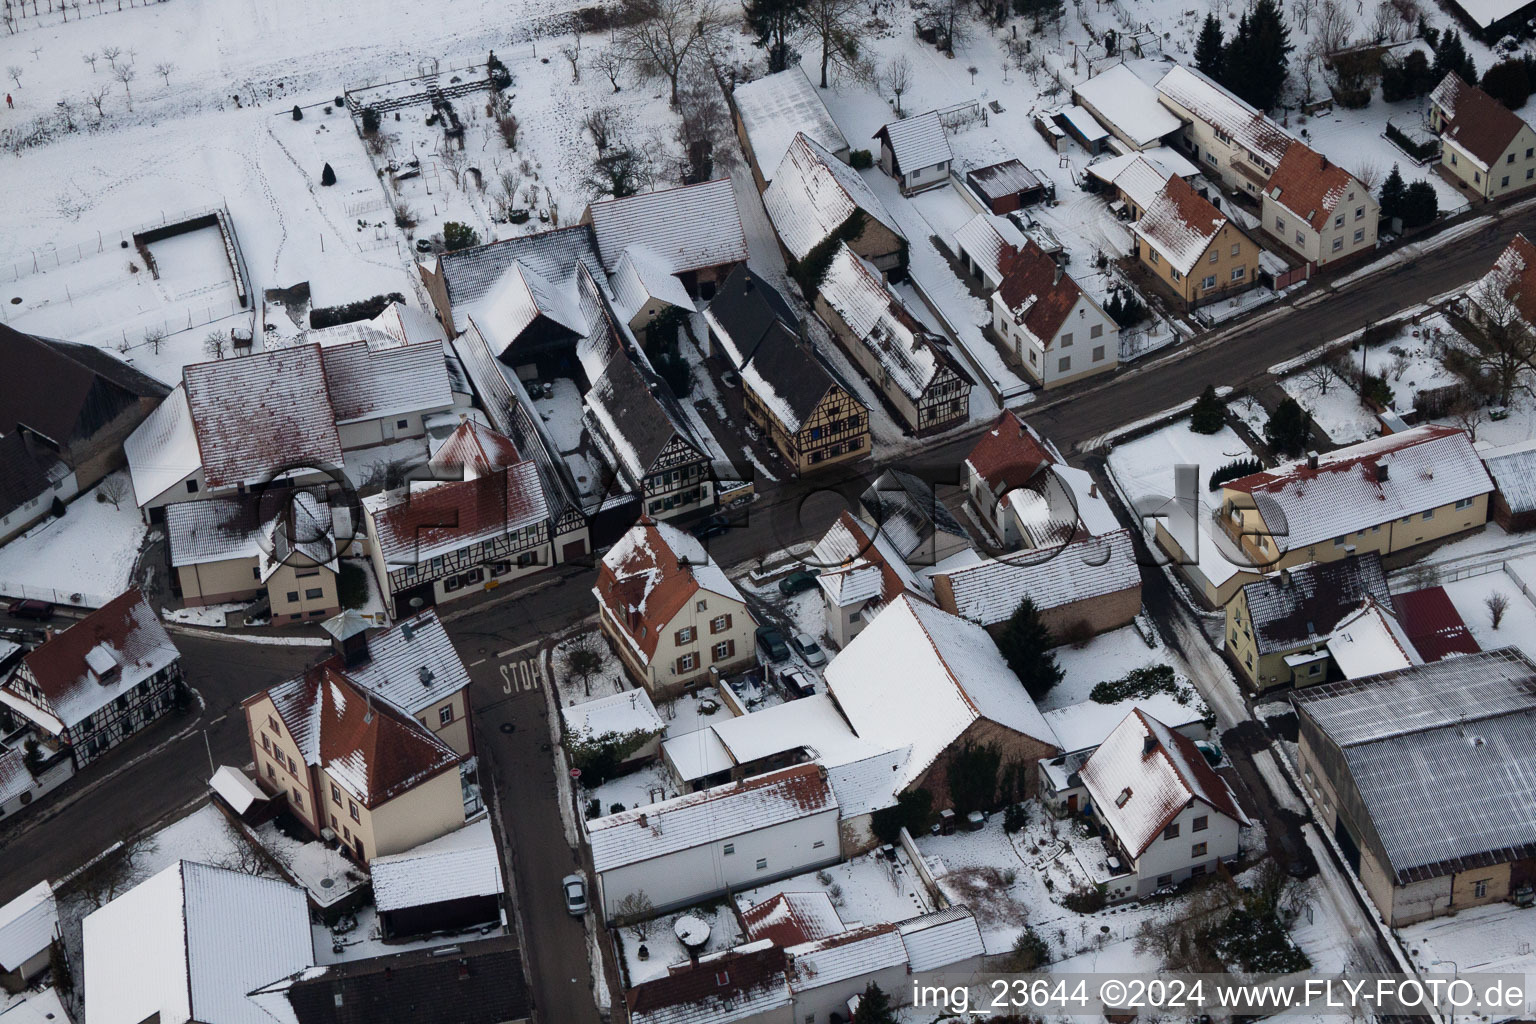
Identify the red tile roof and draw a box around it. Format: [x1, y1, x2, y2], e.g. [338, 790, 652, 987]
[995, 241, 1083, 344]
[963, 410, 1057, 493]
[429, 419, 523, 479]
[593, 518, 742, 662]
[1484, 233, 1536, 325]
[1435, 73, 1530, 169]
[625, 944, 790, 1021]
[368, 462, 549, 565]
[260, 666, 461, 808]
[1265, 141, 1359, 231]
[1390, 586, 1482, 662]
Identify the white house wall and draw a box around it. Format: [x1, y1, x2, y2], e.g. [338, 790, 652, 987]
[1129, 801, 1243, 896]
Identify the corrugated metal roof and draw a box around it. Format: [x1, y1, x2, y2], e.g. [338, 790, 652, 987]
[898, 907, 986, 972]
[586, 179, 747, 275]
[1484, 443, 1536, 515]
[0, 881, 56, 973]
[875, 110, 952, 172]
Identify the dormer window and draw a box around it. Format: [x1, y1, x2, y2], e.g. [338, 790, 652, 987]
[1115, 787, 1132, 807]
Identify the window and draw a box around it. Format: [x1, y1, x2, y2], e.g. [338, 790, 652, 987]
[1060, 332, 1073, 347]
[1148, 249, 1159, 264]
[1455, 497, 1475, 510]
[1422, 509, 1434, 520]
[286, 591, 299, 602]
[1334, 535, 1347, 547]
[268, 716, 281, 736]
[1170, 268, 1182, 282]
[1192, 842, 1208, 857]
[396, 418, 409, 429]
[1092, 345, 1105, 362]
[1474, 879, 1489, 898]
[348, 800, 360, 823]
[439, 704, 455, 726]
[711, 640, 735, 662]
[723, 843, 735, 854]
[1231, 266, 1246, 281]
[186, 479, 199, 494]
[1528, 147, 1534, 158]
[675, 626, 696, 645]
[1354, 228, 1365, 242]
[1090, 323, 1103, 339]
[1274, 216, 1285, 231]
[1202, 274, 1216, 290]
[1208, 249, 1218, 263]
[304, 588, 323, 600]
[331, 783, 341, 805]
[755, 858, 768, 870]
[1450, 151, 1458, 166]
[1528, 169, 1534, 181]
[293, 791, 303, 809]
[1231, 243, 1241, 257]
[1503, 176, 1511, 188]
[695, 599, 707, 612]
[1296, 231, 1305, 245]
[812, 840, 825, 849]
[1191, 864, 1206, 877]
[1058, 356, 1071, 373]
[1193, 815, 1209, 832]
[1334, 214, 1344, 227]
[1163, 823, 1180, 840]
[261, 733, 271, 753]
[1355, 206, 1365, 220]
[1156, 874, 1173, 887]
[1510, 153, 1517, 164]
[677, 652, 699, 673]
[710, 614, 731, 634]
[1332, 237, 1344, 252]
[267, 761, 277, 780]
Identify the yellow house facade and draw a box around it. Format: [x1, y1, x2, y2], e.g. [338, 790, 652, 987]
[1134, 177, 1259, 310]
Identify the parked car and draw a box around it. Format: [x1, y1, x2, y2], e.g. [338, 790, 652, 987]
[7, 600, 54, 621]
[778, 569, 821, 595]
[562, 874, 588, 916]
[781, 669, 817, 699]
[790, 633, 826, 667]
[755, 626, 790, 663]
[691, 514, 732, 540]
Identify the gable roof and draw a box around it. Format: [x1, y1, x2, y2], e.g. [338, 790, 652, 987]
[704, 264, 800, 368]
[319, 339, 453, 424]
[1432, 73, 1531, 169]
[261, 666, 461, 808]
[611, 245, 698, 322]
[1073, 63, 1182, 148]
[1324, 597, 1420, 678]
[0, 324, 167, 447]
[561, 686, 665, 742]
[1474, 232, 1536, 326]
[1390, 586, 1481, 662]
[1155, 63, 1292, 165]
[124, 384, 202, 506]
[741, 890, 845, 948]
[1223, 425, 1493, 549]
[873, 110, 952, 171]
[329, 611, 472, 718]
[734, 66, 849, 180]
[0, 881, 56, 974]
[584, 351, 699, 488]
[82, 860, 313, 1024]
[953, 212, 1030, 285]
[1291, 649, 1536, 882]
[996, 240, 1087, 344]
[764, 133, 902, 261]
[964, 410, 1059, 493]
[934, 530, 1142, 626]
[429, 419, 523, 479]
[785, 923, 907, 991]
[15, 589, 178, 731]
[860, 468, 968, 559]
[468, 259, 587, 360]
[0, 432, 58, 518]
[1265, 142, 1362, 231]
[1079, 709, 1249, 858]
[626, 942, 791, 1024]
[1134, 175, 1229, 275]
[586, 179, 748, 275]
[365, 462, 549, 566]
[182, 345, 343, 490]
[812, 510, 931, 609]
[586, 763, 835, 872]
[898, 906, 986, 972]
[824, 595, 1057, 790]
[1239, 553, 1391, 654]
[369, 817, 503, 913]
[593, 518, 745, 662]
[433, 225, 603, 332]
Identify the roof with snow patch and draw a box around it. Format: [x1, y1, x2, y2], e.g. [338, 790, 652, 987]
[1155, 63, 1292, 166]
[0, 881, 56, 974]
[1240, 553, 1390, 654]
[741, 890, 845, 948]
[123, 384, 203, 507]
[365, 461, 549, 566]
[1133, 175, 1231, 276]
[873, 110, 952, 172]
[764, 133, 902, 261]
[933, 529, 1141, 626]
[734, 66, 850, 180]
[585, 179, 747, 275]
[369, 817, 503, 913]
[1264, 141, 1366, 232]
[1074, 63, 1182, 148]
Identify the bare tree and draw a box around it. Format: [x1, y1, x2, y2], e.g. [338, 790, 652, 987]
[561, 44, 581, 83]
[675, 70, 732, 182]
[615, 891, 655, 937]
[101, 44, 121, 69]
[1351, 157, 1384, 191]
[6, 65, 20, 88]
[1318, 0, 1353, 53]
[113, 63, 135, 109]
[154, 60, 174, 86]
[86, 84, 108, 118]
[1368, 1, 1397, 41]
[1450, 274, 1536, 407]
[801, 0, 867, 88]
[562, 633, 605, 697]
[617, 0, 728, 106]
[583, 144, 651, 199]
[75, 834, 158, 909]
[593, 49, 623, 92]
[203, 329, 227, 360]
[55, 96, 76, 130]
[1294, 0, 1319, 32]
[881, 54, 912, 117]
[1299, 361, 1343, 397]
[496, 112, 519, 149]
[82, 50, 98, 72]
[1486, 591, 1509, 629]
[142, 325, 164, 354]
[98, 473, 129, 510]
[584, 106, 619, 152]
[493, 170, 523, 221]
[929, 0, 974, 54]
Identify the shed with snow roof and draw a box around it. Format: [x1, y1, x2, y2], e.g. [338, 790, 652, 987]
[873, 111, 953, 194]
[964, 159, 1049, 214]
[0, 881, 57, 993]
[1073, 64, 1182, 151]
[370, 817, 504, 938]
[733, 66, 849, 188]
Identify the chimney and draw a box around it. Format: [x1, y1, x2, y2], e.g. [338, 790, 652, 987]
[1374, 463, 1389, 483]
[419, 665, 435, 688]
[1279, 567, 1291, 587]
[1142, 734, 1157, 755]
[638, 812, 648, 828]
[1053, 262, 1063, 286]
[1306, 451, 1319, 470]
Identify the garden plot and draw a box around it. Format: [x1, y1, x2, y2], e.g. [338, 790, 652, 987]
[1399, 902, 1536, 1017]
[615, 900, 745, 987]
[1440, 568, 1536, 663]
[552, 631, 629, 708]
[0, 472, 147, 608]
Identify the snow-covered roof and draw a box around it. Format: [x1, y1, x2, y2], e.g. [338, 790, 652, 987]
[898, 907, 986, 972]
[583, 349, 699, 488]
[1291, 649, 1536, 882]
[124, 385, 202, 507]
[1073, 64, 1182, 148]
[369, 817, 503, 913]
[0, 987, 71, 1024]
[933, 530, 1141, 626]
[1079, 710, 1249, 859]
[586, 179, 747, 275]
[1325, 599, 1420, 679]
[1224, 425, 1492, 551]
[593, 518, 746, 663]
[586, 764, 836, 872]
[764, 133, 902, 261]
[824, 596, 1057, 791]
[1242, 553, 1390, 654]
[82, 860, 313, 1024]
[861, 469, 969, 561]
[1444, 0, 1527, 27]
[208, 765, 267, 816]
[818, 244, 958, 402]
[734, 66, 849, 180]
[1088, 154, 1174, 213]
[319, 339, 453, 424]
[1133, 175, 1229, 275]
[471, 258, 589, 361]
[164, 497, 263, 567]
[660, 726, 735, 783]
[610, 246, 697, 322]
[1482, 438, 1536, 514]
[742, 890, 846, 948]
[15, 589, 178, 731]
[434, 225, 604, 333]
[1155, 64, 1293, 166]
[0, 881, 56, 974]
[952, 213, 1028, 285]
[337, 611, 472, 718]
[825, 745, 910, 818]
[561, 687, 665, 742]
[429, 418, 522, 480]
[1044, 692, 1205, 756]
[874, 110, 952, 171]
[786, 924, 907, 991]
[812, 510, 932, 611]
[626, 942, 791, 1024]
[365, 460, 549, 566]
[371, 300, 447, 348]
[708, 692, 879, 769]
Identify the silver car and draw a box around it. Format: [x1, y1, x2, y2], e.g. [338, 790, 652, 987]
[562, 874, 588, 916]
[790, 633, 826, 667]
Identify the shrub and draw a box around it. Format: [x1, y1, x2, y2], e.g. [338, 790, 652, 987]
[1105, 290, 1147, 328]
[948, 742, 1002, 817]
[569, 725, 662, 788]
[1190, 384, 1226, 434]
[1062, 884, 1108, 913]
[1009, 927, 1049, 970]
[1384, 122, 1437, 162]
[1003, 802, 1029, 834]
[51, 496, 66, 518]
[1361, 371, 1394, 407]
[849, 148, 873, 169]
[1209, 456, 1263, 491]
[320, 162, 336, 187]
[585, 798, 602, 819]
[871, 788, 934, 844]
[996, 597, 1063, 700]
[336, 562, 368, 609]
[1401, 180, 1438, 228]
[1265, 397, 1310, 456]
[442, 221, 481, 251]
[1090, 664, 1186, 704]
[291, 104, 303, 121]
[360, 106, 381, 134]
[309, 291, 407, 329]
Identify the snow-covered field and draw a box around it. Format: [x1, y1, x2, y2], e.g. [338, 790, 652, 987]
[0, 472, 147, 607]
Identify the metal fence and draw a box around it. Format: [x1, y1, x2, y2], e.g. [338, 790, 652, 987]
[0, 580, 112, 609]
[0, 202, 241, 284]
